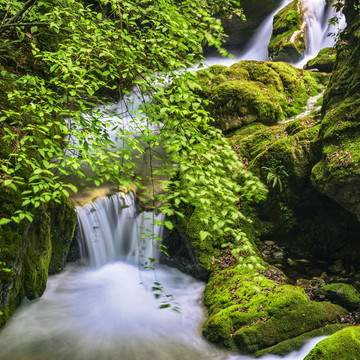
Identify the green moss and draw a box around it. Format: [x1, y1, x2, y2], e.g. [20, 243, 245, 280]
[255, 324, 349, 357]
[231, 116, 320, 181]
[196, 61, 324, 133]
[268, 0, 306, 62]
[0, 193, 77, 327]
[23, 208, 52, 300]
[203, 264, 347, 354]
[304, 326, 360, 360]
[48, 200, 77, 274]
[305, 47, 337, 73]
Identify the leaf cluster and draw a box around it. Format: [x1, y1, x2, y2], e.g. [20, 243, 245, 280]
[0, 0, 234, 223]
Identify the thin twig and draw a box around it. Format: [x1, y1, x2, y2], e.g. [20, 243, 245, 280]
[0, 0, 15, 28]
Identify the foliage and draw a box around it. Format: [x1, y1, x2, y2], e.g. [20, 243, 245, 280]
[262, 163, 289, 192]
[0, 0, 269, 275]
[0, 0, 233, 222]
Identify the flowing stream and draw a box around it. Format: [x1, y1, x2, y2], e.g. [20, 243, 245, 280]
[0, 193, 327, 360]
[0, 1, 344, 359]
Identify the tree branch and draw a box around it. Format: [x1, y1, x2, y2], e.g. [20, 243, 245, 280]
[4, 0, 38, 25]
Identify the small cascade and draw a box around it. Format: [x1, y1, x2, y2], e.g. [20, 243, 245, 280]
[76, 192, 165, 267]
[238, 0, 293, 62]
[295, 0, 346, 67]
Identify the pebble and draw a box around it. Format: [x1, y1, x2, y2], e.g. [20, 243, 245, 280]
[264, 241, 275, 246]
[273, 251, 285, 262]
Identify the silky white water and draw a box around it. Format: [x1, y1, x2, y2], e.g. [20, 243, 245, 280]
[295, 0, 346, 67]
[0, 193, 327, 359]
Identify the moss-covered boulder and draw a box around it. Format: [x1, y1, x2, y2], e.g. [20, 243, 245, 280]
[304, 326, 360, 360]
[304, 47, 337, 73]
[310, 5, 360, 221]
[196, 60, 324, 133]
[320, 283, 360, 311]
[255, 324, 348, 357]
[268, 0, 306, 62]
[203, 260, 347, 354]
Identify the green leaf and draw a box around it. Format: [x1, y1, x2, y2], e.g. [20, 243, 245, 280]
[200, 230, 211, 241]
[159, 304, 171, 309]
[0, 218, 11, 226]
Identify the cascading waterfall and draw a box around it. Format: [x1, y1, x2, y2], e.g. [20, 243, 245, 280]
[204, 0, 293, 67]
[76, 192, 164, 267]
[0, 3, 344, 359]
[236, 0, 293, 62]
[205, 0, 345, 67]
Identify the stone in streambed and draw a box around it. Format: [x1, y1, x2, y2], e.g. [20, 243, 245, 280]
[202, 262, 346, 355]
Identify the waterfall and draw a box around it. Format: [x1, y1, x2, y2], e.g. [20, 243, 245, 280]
[205, 0, 346, 68]
[295, 0, 346, 67]
[76, 192, 165, 267]
[238, 0, 293, 62]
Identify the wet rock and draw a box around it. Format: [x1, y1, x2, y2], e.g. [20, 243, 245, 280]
[328, 260, 344, 274]
[268, 0, 306, 62]
[273, 251, 285, 262]
[287, 258, 296, 267]
[265, 241, 275, 246]
[304, 326, 360, 359]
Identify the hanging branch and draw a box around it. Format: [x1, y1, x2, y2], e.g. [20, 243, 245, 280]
[4, 0, 38, 25]
[0, 0, 39, 35]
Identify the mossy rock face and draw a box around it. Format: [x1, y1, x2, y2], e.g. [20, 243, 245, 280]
[310, 8, 360, 220]
[304, 326, 360, 360]
[230, 118, 360, 263]
[304, 47, 337, 73]
[268, 0, 306, 62]
[48, 200, 78, 274]
[221, 0, 282, 45]
[203, 263, 347, 354]
[196, 60, 323, 133]
[320, 283, 360, 311]
[0, 191, 77, 327]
